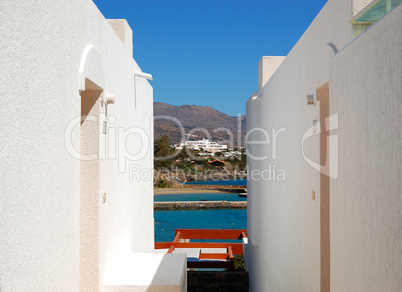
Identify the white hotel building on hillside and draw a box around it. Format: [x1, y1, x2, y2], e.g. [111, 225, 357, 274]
[175, 139, 228, 152]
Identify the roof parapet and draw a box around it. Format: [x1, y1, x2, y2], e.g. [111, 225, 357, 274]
[107, 19, 133, 57]
[258, 56, 285, 91]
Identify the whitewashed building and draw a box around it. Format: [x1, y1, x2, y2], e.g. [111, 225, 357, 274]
[175, 139, 228, 152]
[0, 1, 186, 291]
[246, 0, 401, 291]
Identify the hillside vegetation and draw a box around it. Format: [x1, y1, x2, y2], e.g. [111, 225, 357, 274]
[154, 102, 246, 148]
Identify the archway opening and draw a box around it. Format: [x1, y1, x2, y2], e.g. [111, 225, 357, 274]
[80, 78, 103, 292]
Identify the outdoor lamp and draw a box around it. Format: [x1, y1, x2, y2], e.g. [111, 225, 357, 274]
[307, 94, 316, 106]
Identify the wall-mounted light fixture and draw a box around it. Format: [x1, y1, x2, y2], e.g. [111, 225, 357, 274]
[307, 94, 316, 106]
[101, 93, 115, 106]
[104, 93, 115, 105]
[249, 92, 262, 101]
[134, 71, 153, 80]
[134, 71, 153, 110]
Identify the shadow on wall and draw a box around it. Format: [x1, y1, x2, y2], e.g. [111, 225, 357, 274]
[103, 253, 186, 291]
[149, 254, 187, 290]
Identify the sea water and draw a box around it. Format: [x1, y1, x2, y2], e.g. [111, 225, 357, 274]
[185, 179, 247, 186]
[154, 193, 246, 202]
[154, 208, 247, 242]
[154, 179, 247, 242]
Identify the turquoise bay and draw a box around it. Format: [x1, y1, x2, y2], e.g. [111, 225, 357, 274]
[154, 179, 247, 242]
[154, 208, 247, 242]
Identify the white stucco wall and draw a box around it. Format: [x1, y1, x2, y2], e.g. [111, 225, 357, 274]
[0, 1, 154, 291]
[246, 93, 263, 249]
[247, 0, 401, 291]
[330, 4, 402, 291]
[247, 0, 352, 291]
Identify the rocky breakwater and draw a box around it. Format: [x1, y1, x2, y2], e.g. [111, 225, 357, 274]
[182, 184, 247, 193]
[154, 201, 247, 210]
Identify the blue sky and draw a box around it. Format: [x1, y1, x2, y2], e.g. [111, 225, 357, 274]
[93, 0, 327, 116]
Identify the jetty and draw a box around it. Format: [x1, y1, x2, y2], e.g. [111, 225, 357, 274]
[154, 201, 247, 210]
[182, 184, 247, 193]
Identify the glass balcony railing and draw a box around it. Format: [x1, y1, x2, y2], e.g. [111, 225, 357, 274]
[351, 0, 402, 38]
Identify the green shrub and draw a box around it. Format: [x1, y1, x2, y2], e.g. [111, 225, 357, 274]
[155, 179, 171, 188]
[234, 255, 245, 271]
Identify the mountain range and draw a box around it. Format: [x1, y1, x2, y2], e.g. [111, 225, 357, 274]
[153, 102, 246, 147]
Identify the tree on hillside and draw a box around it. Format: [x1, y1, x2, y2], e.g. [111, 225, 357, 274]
[154, 135, 171, 158]
[238, 153, 246, 170]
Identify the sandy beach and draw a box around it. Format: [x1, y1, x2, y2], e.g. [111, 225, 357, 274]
[154, 187, 232, 195]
